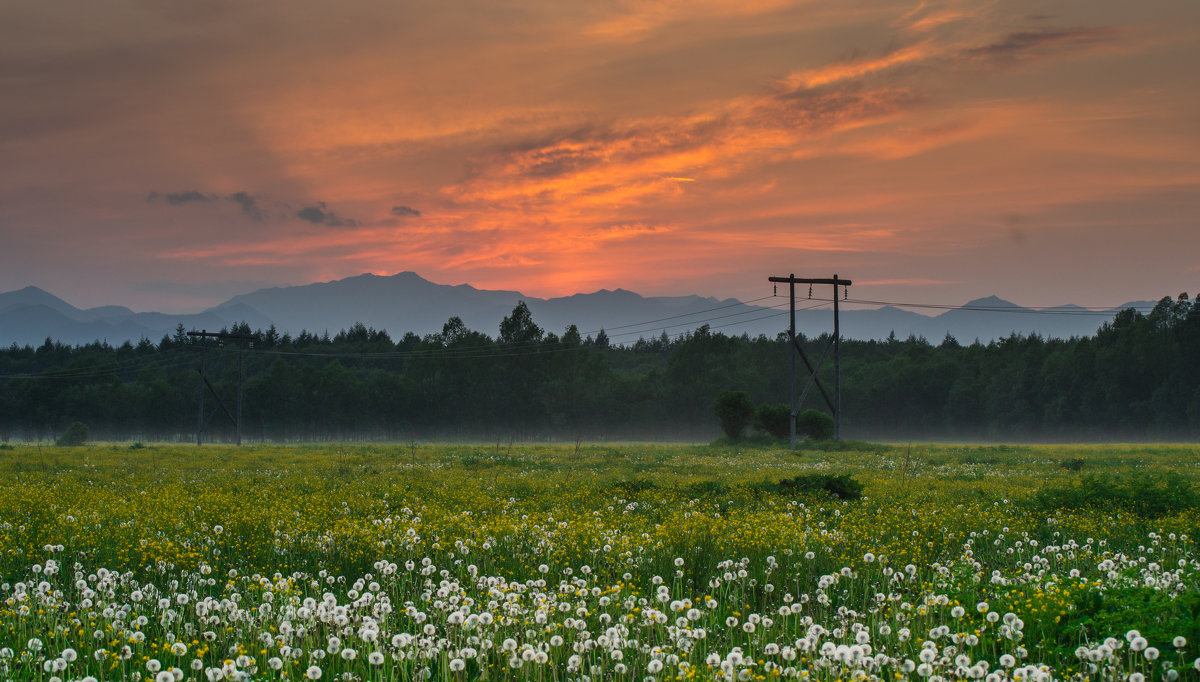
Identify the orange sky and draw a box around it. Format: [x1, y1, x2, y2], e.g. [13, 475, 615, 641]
[1, 0, 1198, 312]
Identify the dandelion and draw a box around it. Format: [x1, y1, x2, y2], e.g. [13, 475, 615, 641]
[306, 666, 322, 680]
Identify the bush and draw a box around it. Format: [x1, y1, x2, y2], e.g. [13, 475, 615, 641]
[769, 473, 864, 500]
[1032, 588, 1200, 663]
[753, 403, 792, 439]
[796, 409, 834, 440]
[713, 390, 755, 440]
[56, 421, 89, 447]
[1034, 473, 1199, 516]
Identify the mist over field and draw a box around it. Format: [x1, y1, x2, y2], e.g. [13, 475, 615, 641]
[2, 293, 1197, 444]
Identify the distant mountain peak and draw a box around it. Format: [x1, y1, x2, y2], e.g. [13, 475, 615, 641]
[962, 295, 1020, 308]
[0, 275, 1141, 346]
[0, 285, 78, 316]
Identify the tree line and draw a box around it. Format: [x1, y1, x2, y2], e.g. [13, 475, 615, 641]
[1, 294, 1197, 443]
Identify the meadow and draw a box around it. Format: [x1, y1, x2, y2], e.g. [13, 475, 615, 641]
[0, 441, 1198, 681]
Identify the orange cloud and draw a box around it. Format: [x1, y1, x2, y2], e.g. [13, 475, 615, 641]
[784, 43, 935, 90]
[20, 0, 1184, 311]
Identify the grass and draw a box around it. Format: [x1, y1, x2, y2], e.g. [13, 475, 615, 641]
[0, 441, 1197, 680]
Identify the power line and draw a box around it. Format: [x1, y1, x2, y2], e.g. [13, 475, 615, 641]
[800, 296, 1157, 316]
[577, 294, 777, 335]
[0, 291, 1165, 376]
[0, 350, 197, 381]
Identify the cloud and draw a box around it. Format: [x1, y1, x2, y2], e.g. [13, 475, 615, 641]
[147, 190, 216, 205]
[962, 27, 1122, 62]
[297, 201, 358, 228]
[390, 205, 422, 218]
[784, 43, 933, 90]
[149, 189, 361, 226]
[227, 192, 264, 221]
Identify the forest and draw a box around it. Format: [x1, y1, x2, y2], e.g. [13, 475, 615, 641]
[0, 293, 1197, 442]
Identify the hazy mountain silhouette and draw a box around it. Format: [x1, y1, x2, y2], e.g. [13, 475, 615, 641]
[0, 273, 1154, 347]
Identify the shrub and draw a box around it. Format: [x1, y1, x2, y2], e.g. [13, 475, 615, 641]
[1032, 588, 1200, 663]
[753, 403, 792, 439]
[683, 480, 729, 497]
[713, 390, 755, 440]
[1034, 473, 1199, 516]
[796, 409, 834, 440]
[56, 421, 89, 447]
[770, 473, 864, 500]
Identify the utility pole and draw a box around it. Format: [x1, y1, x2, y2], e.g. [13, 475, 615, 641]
[237, 346, 245, 446]
[187, 330, 255, 445]
[196, 336, 206, 446]
[789, 276, 796, 448]
[767, 274, 853, 444]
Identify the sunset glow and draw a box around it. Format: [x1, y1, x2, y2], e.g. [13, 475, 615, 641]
[1, 0, 1197, 311]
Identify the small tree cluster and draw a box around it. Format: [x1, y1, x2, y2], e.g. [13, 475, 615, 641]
[56, 421, 89, 446]
[714, 393, 834, 442]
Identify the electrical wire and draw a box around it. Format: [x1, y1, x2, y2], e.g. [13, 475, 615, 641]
[0, 289, 1165, 375]
[787, 294, 1158, 316]
[0, 349, 197, 381]
[838, 296, 1158, 316]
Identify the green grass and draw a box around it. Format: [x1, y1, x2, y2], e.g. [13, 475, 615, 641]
[0, 441, 1197, 680]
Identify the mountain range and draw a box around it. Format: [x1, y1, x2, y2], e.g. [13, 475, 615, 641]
[0, 272, 1155, 348]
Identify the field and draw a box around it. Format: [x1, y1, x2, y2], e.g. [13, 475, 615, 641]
[1, 442, 1199, 682]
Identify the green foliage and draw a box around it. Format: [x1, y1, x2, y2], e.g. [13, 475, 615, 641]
[713, 390, 755, 440]
[1033, 588, 1200, 661]
[801, 439, 888, 453]
[498, 301, 542, 345]
[767, 473, 864, 499]
[1057, 457, 1086, 471]
[753, 403, 791, 439]
[1034, 472, 1200, 516]
[1, 290, 1199, 441]
[709, 433, 781, 448]
[681, 480, 729, 497]
[55, 421, 89, 447]
[796, 409, 834, 440]
[606, 479, 659, 496]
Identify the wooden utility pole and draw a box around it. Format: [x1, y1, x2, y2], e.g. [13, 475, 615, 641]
[767, 274, 853, 445]
[187, 330, 255, 445]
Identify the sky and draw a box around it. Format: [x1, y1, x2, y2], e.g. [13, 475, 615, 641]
[1, 0, 1198, 313]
